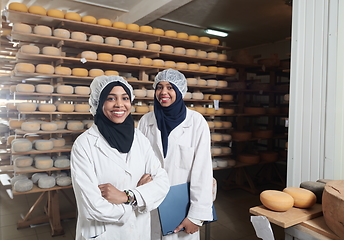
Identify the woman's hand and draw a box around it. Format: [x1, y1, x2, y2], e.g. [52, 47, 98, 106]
[98, 183, 127, 204]
[174, 218, 199, 234]
[137, 173, 152, 187]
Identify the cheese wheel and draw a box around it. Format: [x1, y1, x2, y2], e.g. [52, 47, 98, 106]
[165, 30, 177, 37]
[127, 23, 139, 31]
[211, 133, 222, 141]
[97, 18, 112, 26]
[283, 187, 317, 208]
[36, 64, 54, 74]
[187, 78, 197, 85]
[35, 84, 53, 93]
[17, 102, 37, 112]
[177, 32, 188, 39]
[215, 108, 225, 114]
[188, 35, 199, 41]
[75, 104, 90, 112]
[222, 134, 232, 141]
[13, 23, 31, 33]
[6, 102, 16, 111]
[211, 147, 222, 155]
[89, 35, 104, 43]
[47, 9, 64, 18]
[33, 26, 52, 36]
[72, 68, 88, 77]
[152, 59, 164, 67]
[56, 176, 72, 186]
[197, 79, 207, 86]
[9, 2, 28, 12]
[176, 62, 188, 69]
[31, 173, 48, 184]
[197, 50, 207, 58]
[82, 15, 97, 24]
[210, 39, 220, 45]
[260, 190, 294, 212]
[112, 21, 127, 29]
[152, 28, 164, 35]
[15, 156, 33, 168]
[98, 53, 112, 62]
[42, 46, 60, 56]
[199, 66, 208, 72]
[174, 47, 186, 55]
[140, 25, 153, 33]
[164, 61, 176, 68]
[140, 58, 153, 66]
[218, 54, 227, 61]
[41, 122, 58, 131]
[218, 80, 228, 87]
[34, 139, 54, 151]
[134, 41, 147, 49]
[11, 175, 28, 186]
[186, 49, 197, 56]
[161, 45, 174, 53]
[221, 147, 232, 154]
[38, 176, 55, 188]
[74, 86, 90, 95]
[104, 70, 119, 76]
[148, 43, 161, 51]
[227, 68, 237, 75]
[188, 64, 199, 71]
[199, 36, 210, 43]
[146, 90, 155, 98]
[80, 51, 97, 60]
[136, 106, 149, 113]
[127, 57, 140, 65]
[217, 67, 227, 74]
[38, 103, 56, 112]
[55, 66, 71, 75]
[71, 32, 87, 41]
[192, 92, 204, 100]
[213, 121, 223, 128]
[15, 63, 35, 73]
[238, 154, 260, 164]
[14, 180, 33, 192]
[208, 66, 218, 73]
[105, 37, 119, 45]
[67, 121, 84, 130]
[113, 54, 127, 63]
[89, 69, 104, 77]
[12, 139, 32, 152]
[53, 120, 66, 129]
[208, 52, 219, 59]
[206, 108, 216, 114]
[222, 95, 233, 101]
[9, 119, 24, 129]
[50, 138, 65, 147]
[16, 83, 35, 93]
[21, 45, 39, 54]
[120, 39, 134, 48]
[134, 89, 147, 97]
[57, 104, 74, 112]
[53, 28, 70, 39]
[28, 6, 46, 15]
[207, 80, 218, 87]
[7, 135, 23, 145]
[65, 12, 81, 21]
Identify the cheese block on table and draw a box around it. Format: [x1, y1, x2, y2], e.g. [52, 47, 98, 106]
[14, 179, 33, 192]
[71, 32, 87, 41]
[152, 28, 164, 35]
[300, 181, 325, 203]
[38, 103, 56, 112]
[89, 69, 104, 77]
[35, 64, 54, 74]
[56, 85, 73, 94]
[53, 120, 66, 129]
[112, 21, 127, 29]
[42, 46, 60, 56]
[8, 2, 28, 12]
[17, 102, 37, 112]
[140, 25, 153, 33]
[72, 67, 88, 77]
[16, 83, 35, 93]
[33, 26, 52, 36]
[41, 122, 58, 131]
[14, 156, 33, 168]
[55, 66, 72, 75]
[113, 54, 127, 63]
[50, 138, 65, 147]
[47, 9, 64, 18]
[105, 37, 119, 45]
[65, 12, 81, 21]
[13, 23, 31, 33]
[67, 121, 84, 130]
[89, 35, 104, 43]
[36, 84, 54, 93]
[57, 104, 74, 112]
[98, 53, 112, 62]
[134, 41, 147, 49]
[120, 39, 134, 48]
[127, 23, 139, 31]
[21, 45, 39, 54]
[56, 176, 72, 186]
[74, 86, 90, 95]
[283, 187, 317, 208]
[104, 70, 119, 76]
[97, 18, 112, 26]
[81, 51, 97, 60]
[12, 139, 32, 152]
[34, 139, 54, 151]
[75, 104, 90, 112]
[82, 15, 97, 24]
[38, 176, 55, 188]
[15, 63, 35, 73]
[54, 159, 70, 168]
[260, 190, 294, 212]
[28, 6, 46, 15]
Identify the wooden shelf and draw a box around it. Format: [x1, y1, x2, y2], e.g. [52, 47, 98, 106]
[17, 111, 91, 115]
[12, 91, 89, 98]
[12, 184, 72, 195]
[13, 165, 70, 174]
[14, 129, 85, 134]
[11, 145, 72, 155]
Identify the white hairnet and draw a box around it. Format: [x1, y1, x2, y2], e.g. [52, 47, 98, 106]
[89, 75, 135, 116]
[153, 68, 187, 97]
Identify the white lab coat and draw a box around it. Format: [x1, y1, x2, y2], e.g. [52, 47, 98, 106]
[71, 124, 170, 240]
[138, 109, 213, 240]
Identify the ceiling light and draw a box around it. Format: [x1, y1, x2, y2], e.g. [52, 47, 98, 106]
[204, 29, 228, 37]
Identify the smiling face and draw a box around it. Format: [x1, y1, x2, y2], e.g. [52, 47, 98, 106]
[103, 86, 131, 123]
[155, 81, 176, 107]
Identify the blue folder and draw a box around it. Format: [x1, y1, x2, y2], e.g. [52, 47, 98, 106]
[157, 182, 217, 236]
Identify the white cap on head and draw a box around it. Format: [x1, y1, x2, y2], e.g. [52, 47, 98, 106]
[89, 75, 135, 116]
[153, 68, 187, 97]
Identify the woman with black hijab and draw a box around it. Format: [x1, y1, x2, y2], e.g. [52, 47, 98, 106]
[138, 69, 213, 240]
[71, 75, 169, 240]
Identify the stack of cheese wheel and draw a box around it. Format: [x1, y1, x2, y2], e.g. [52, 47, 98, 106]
[165, 30, 177, 37]
[21, 121, 40, 131]
[113, 21, 126, 29]
[207, 121, 215, 128]
[14, 179, 33, 192]
[222, 134, 232, 141]
[56, 85, 73, 94]
[53, 28, 70, 39]
[152, 59, 164, 67]
[13, 23, 31, 33]
[218, 54, 227, 61]
[89, 35, 104, 43]
[176, 62, 187, 70]
[8, 2, 28, 12]
[192, 91, 203, 100]
[187, 78, 197, 85]
[71, 32, 87, 41]
[184, 92, 192, 99]
[31, 172, 48, 184]
[216, 159, 228, 168]
[211, 133, 222, 142]
[177, 32, 188, 39]
[213, 121, 222, 128]
[36, 64, 54, 74]
[140, 25, 153, 33]
[21, 45, 39, 54]
[33, 25, 52, 36]
[15, 63, 35, 73]
[135, 104, 149, 113]
[207, 79, 218, 87]
[199, 66, 208, 72]
[41, 122, 58, 131]
[211, 146, 222, 155]
[165, 61, 176, 68]
[210, 39, 220, 45]
[222, 147, 232, 154]
[218, 80, 228, 87]
[105, 70, 119, 76]
[217, 67, 227, 74]
[188, 64, 199, 71]
[134, 89, 147, 97]
[105, 37, 119, 45]
[97, 18, 112, 27]
[186, 49, 197, 56]
[53, 120, 66, 129]
[50, 138, 66, 148]
[56, 176, 72, 186]
[208, 66, 218, 73]
[16, 83, 35, 93]
[55, 66, 72, 75]
[189, 35, 199, 41]
[42, 46, 60, 56]
[38, 103, 56, 112]
[199, 36, 210, 43]
[140, 58, 153, 66]
[34, 139, 54, 151]
[82, 16, 97, 24]
[208, 52, 218, 59]
[38, 176, 55, 188]
[174, 47, 186, 55]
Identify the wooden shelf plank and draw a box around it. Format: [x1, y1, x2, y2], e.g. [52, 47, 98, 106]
[12, 184, 72, 195]
[14, 129, 85, 134]
[11, 145, 72, 155]
[13, 165, 70, 174]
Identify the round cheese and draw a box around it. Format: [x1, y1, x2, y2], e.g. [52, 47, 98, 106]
[16, 83, 35, 93]
[56, 176, 72, 186]
[188, 64, 199, 71]
[74, 86, 90, 95]
[36, 64, 54, 74]
[89, 35, 104, 43]
[208, 66, 218, 73]
[11, 175, 28, 186]
[283, 187, 317, 208]
[38, 103, 56, 112]
[127, 23, 140, 31]
[165, 30, 177, 37]
[6, 102, 16, 110]
[53, 28, 70, 39]
[89, 69, 104, 77]
[14, 156, 33, 168]
[65, 12, 81, 21]
[21, 45, 39, 54]
[9, 2, 28, 12]
[15, 63, 35, 73]
[222, 147, 232, 154]
[105, 37, 119, 45]
[31, 173, 48, 184]
[218, 54, 227, 61]
[207, 80, 218, 87]
[98, 53, 112, 62]
[197, 79, 207, 86]
[192, 92, 204, 100]
[213, 121, 222, 128]
[28, 6, 46, 15]
[33, 26, 52, 36]
[211, 133, 222, 141]
[71, 32, 87, 41]
[67, 121, 84, 130]
[42, 46, 60, 56]
[9, 119, 24, 129]
[222, 95, 233, 101]
[199, 66, 208, 72]
[72, 68, 88, 77]
[50, 138, 65, 147]
[206, 108, 216, 114]
[112, 21, 126, 29]
[41, 122, 58, 131]
[7, 135, 23, 145]
[227, 68, 237, 76]
[188, 35, 199, 41]
[260, 190, 294, 212]
[218, 80, 228, 87]
[17, 102, 37, 112]
[195, 106, 206, 114]
[152, 59, 164, 67]
[186, 49, 197, 56]
[187, 78, 197, 85]
[199, 36, 210, 43]
[148, 43, 161, 51]
[208, 52, 218, 59]
[216, 108, 225, 114]
[57, 85, 75, 95]
[38, 176, 55, 188]
[75, 104, 90, 112]
[177, 32, 188, 39]
[238, 154, 260, 164]
[120, 39, 134, 48]
[176, 62, 188, 69]
[146, 90, 155, 98]
[222, 134, 232, 141]
[140, 58, 153, 66]
[53, 120, 66, 129]
[139, 25, 153, 33]
[134, 41, 147, 49]
[210, 38, 220, 45]
[161, 45, 174, 53]
[164, 61, 176, 68]
[133, 89, 147, 97]
[197, 50, 207, 58]
[13, 23, 31, 33]
[81, 51, 97, 60]
[113, 54, 127, 63]
[57, 104, 74, 112]
[82, 15, 97, 24]
[36, 84, 53, 93]
[14, 180, 33, 192]
[136, 106, 149, 113]
[127, 57, 140, 65]
[55, 66, 71, 75]
[152, 28, 164, 35]
[97, 18, 112, 26]
[104, 70, 119, 76]
[174, 47, 186, 55]
[47, 9, 64, 18]
[34, 139, 54, 151]
[12, 139, 32, 152]
[217, 67, 227, 74]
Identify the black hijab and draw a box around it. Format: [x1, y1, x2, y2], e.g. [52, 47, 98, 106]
[94, 81, 134, 153]
[154, 83, 186, 158]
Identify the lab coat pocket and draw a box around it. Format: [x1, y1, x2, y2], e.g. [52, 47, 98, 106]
[176, 145, 194, 170]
